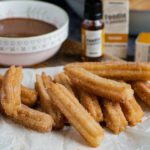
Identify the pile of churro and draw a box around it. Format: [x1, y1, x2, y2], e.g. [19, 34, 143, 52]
[1, 62, 150, 147]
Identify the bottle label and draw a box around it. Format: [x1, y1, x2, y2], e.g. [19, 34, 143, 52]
[82, 29, 104, 57]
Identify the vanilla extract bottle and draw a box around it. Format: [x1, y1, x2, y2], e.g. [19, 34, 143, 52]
[81, 0, 104, 61]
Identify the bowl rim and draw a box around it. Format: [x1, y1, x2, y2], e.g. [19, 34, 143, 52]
[0, 0, 69, 40]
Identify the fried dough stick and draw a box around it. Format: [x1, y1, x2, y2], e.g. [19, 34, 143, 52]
[65, 67, 134, 103]
[1, 66, 53, 132]
[1, 66, 22, 116]
[36, 73, 64, 130]
[79, 90, 103, 122]
[55, 72, 75, 95]
[0, 75, 3, 85]
[65, 62, 150, 81]
[54, 72, 78, 125]
[0, 75, 37, 107]
[21, 86, 37, 107]
[55, 72, 103, 122]
[132, 82, 150, 107]
[121, 96, 144, 126]
[0, 75, 4, 114]
[101, 99, 127, 134]
[13, 104, 54, 132]
[48, 82, 104, 147]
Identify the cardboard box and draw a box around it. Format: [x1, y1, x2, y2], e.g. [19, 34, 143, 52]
[103, 0, 129, 58]
[135, 32, 150, 62]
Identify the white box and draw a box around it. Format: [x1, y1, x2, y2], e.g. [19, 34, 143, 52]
[136, 32, 150, 62]
[103, 0, 129, 58]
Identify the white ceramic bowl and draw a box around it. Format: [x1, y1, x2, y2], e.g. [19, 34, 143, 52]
[0, 1, 69, 66]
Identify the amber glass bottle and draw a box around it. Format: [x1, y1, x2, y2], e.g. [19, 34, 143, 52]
[81, 0, 104, 61]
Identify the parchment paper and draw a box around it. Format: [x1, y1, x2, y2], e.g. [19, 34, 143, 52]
[0, 66, 150, 150]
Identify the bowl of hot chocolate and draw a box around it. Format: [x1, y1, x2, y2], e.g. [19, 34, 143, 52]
[0, 1, 69, 66]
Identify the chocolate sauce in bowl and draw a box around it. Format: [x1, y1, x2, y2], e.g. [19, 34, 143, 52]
[0, 18, 57, 38]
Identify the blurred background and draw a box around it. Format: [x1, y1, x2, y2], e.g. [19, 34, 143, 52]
[2, 0, 150, 60]
[43, 0, 150, 60]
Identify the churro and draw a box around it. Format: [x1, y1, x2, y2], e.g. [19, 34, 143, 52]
[65, 62, 150, 81]
[0, 74, 3, 86]
[13, 104, 54, 132]
[55, 72, 75, 95]
[1, 66, 54, 132]
[101, 99, 127, 134]
[132, 82, 150, 107]
[1, 66, 22, 116]
[54, 72, 77, 125]
[48, 82, 104, 147]
[65, 67, 134, 103]
[21, 86, 37, 107]
[0, 76, 3, 113]
[36, 73, 64, 129]
[79, 90, 103, 122]
[0, 75, 37, 107]
[121, 96, 144, 126]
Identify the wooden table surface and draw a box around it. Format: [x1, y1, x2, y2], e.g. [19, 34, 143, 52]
[33, 39, 122, 68]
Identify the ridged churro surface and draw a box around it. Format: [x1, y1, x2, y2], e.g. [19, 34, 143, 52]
[36, 73, 64, 130]
[1, 66, 53, 132]
[55, 72, 75, 95]
[102, 100, 128, 134]
[13, 104, 54, 132]
[21, 86, 37, 107]
[0, 75, 37, 107]
[65, 67, 134, 103]
[48, 82, 104, 147]
[1, 66, 22, 116]
[65, 62, 150, 81]
[121, 97, 144, 126]
[132, 82, 150, 107]
[79, 90, 103, 122]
